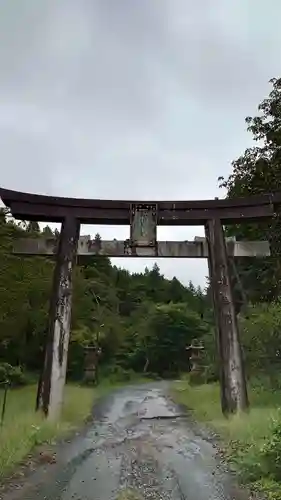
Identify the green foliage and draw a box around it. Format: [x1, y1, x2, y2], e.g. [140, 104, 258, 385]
[188, 301, 281, 500]
[172, 380, 281, 500]
[219, 77, 281, 304]
[0, 363, 27, 386]
[0, 208, 209, 381]
[99, 364, 137, 383]
[171, 77, 281, 500]
[198, 328, 218, 383]
[229, 413, 281, 499]
[239, 302, 281, 382]
[0, 384, 104, 479]
[173, 299, 281, 500]
[137, 303, 208, 377]
[259, 414, 281, 481]
[200, 302, 281, 386]
[253, 479, 281, 500]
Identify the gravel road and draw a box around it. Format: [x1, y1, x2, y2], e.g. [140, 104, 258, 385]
[1, 382, 249, 500]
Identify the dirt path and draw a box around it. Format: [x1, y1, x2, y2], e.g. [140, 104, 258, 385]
[1, 382, 248, 500]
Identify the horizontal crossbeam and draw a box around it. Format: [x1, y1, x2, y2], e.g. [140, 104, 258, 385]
[13, 236, 270, 258]
[1, 188, 281, 225]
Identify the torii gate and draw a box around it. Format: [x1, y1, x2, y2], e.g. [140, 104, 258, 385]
[0, 188, 279, 420]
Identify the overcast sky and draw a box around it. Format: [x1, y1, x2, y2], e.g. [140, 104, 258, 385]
[0, 0, 280, 287]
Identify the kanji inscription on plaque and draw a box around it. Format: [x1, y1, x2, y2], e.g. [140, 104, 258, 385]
[130, 204, 157, 247]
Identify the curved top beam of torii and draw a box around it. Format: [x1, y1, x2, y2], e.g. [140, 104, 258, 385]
[0, 187, 281, 225]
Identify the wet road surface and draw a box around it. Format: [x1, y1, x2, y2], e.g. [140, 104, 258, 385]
[2, 382, 247, 500]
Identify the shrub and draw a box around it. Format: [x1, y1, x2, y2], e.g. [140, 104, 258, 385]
[189, 371, 205, 385]
[0, 363, 27, 387]
[200, 302, 281, 384]
[230, 412, 281, 498]
[199, 328, 219, 383]
[252, 478, 281, 500]
[99, 364, 137, 383]
[0, 363, 10, 384]
[259, 413, 281, 481]
[239, 302, 281, 379]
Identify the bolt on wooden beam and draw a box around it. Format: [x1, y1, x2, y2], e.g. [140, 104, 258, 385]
[36, 216, 80, 420]
[205, 219, 249, 415]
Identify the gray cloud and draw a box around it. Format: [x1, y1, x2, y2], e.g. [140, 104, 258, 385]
[0, 0, 280, 286]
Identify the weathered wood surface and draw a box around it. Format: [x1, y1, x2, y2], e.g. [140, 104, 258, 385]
[130, 204, 157, 247]
[14, 236, 270, 258]
[1, 187, 280, 224]
[37, 216, 80, 420]
[205, 219, 249, 414]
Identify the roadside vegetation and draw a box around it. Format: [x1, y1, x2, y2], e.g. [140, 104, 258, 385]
[172, 376, 281, 499]
[0, 378, 151, 480]
[173, 78, 281, 500]
[0, 384, 98, 479]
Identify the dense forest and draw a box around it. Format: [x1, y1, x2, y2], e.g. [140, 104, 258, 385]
[0, 209, 210, 384]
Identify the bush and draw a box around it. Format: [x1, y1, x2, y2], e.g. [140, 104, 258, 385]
[100, 364, 137, 383]
[0, 384, 98, 479]
[198, 328, 219, 383]
[252, 478, 281, 500]
[0, 363, 10, 383]
[239, 302, 281, 378]
[189, 371, 205, 385]
[228, 411, 281, 499]
[172, 380, 281, 500]
[259, 413, 281, 481]
[0, 363, 27, 387]
[200, 303, 281, 385]
[232, 414, 281, 499]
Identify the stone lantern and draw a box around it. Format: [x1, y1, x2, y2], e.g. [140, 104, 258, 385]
[186, 343, 204, 375]
[83, 343, 102, 385]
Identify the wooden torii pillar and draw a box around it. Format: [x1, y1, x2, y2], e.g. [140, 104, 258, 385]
[0, 188, 279, 419]
[205, 219, 248, 414]
[36, 217, 80, 419]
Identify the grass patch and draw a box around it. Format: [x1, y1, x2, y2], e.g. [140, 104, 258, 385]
[0, 376, 152, 480]
[171, 379, 281, 500]
[0, 381, 116, 480]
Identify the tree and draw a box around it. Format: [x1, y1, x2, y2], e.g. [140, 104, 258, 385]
[27, 221, 40, 233]
[128, 302, 208, 377]
[220, 77, 281, 198]
[219, 77, 281, 303]
[42, 225, 54, 237]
